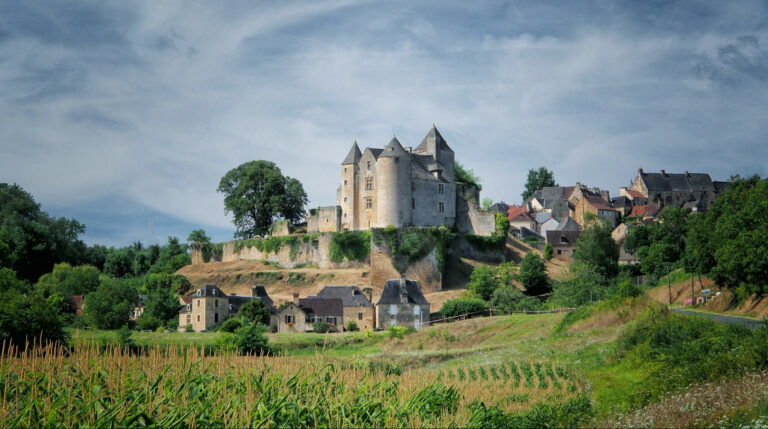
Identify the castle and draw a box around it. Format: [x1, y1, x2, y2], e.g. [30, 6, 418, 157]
[306, 125, 495, 235]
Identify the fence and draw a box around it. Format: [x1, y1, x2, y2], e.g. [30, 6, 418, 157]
[424, 307, 576, 327]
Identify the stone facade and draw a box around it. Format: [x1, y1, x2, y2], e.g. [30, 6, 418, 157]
[630, 168, 726, 210]
[315, 286, 376, 331]
[277, 302, 308, 333]
[178, 285, 277, 332]
[375, 278, 430, 329]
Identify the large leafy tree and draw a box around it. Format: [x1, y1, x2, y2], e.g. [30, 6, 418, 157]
[624, 207, 689, 279]
[519, 252, 551, 296]
[84, 278, 139, 330]
[238, 299, 271, 326]
[0, 183, 87, 281]
[521, 167, 557, 202]
[218, 161, 309, 238]
[573, 221, 619, 279]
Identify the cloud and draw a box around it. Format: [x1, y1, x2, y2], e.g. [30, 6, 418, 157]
[1, 1, 768, 245]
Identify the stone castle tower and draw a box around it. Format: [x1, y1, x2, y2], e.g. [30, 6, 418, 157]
[337, 125, 458, 231]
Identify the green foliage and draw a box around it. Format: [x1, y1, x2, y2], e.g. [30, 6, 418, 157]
[238, 299, 271, 326]
[143, 273, 191, 295]
[84, 278, 140, 330]
[454, 161, 482, 190]
[494, 212, 510, 236]
[518, 252, 550, 296]
[467, 262, 516, 301]
[0, 183, 87, 282]
[543, 243, 553, 260]
[615, 307, 768, 407]
[573, 220, 618, 279]
[35, 263, 101, 318]
[387, 325, 416, 339]
[116, 326, 135, 350]
[232, 322, 270, 355]
[143, 288, 182, 324]
[148, 237, 190, 274]
[520, 167, 557, 202]
[439, 298, 489, 318]
[371, 226, 455, 273]
[329, 230, 371, 263]
[312, 321, 331, 333]
[135, 315, 163, 331]
[481, 198, 493, 211]
[187, 229, 224, 263]
[217, 316, 244, 333]
[346, 321, 359, 332]
[467, 395, 591, 429]
[552, 307, 593, 334]
[624, 206, 689, 280]
[550, 263, 607, 308]
[490, 286, 541, 312]
[217, 160, 308, 238]
[0, 271, 68, 348]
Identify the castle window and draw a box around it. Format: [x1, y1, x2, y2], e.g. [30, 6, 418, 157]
[344, 180, 347, 185]
[412, 198, 415, 209]
[394, 157, 399, 164]
[439, 202, 445, 213]
[438, 184, 444, 195]
[358, 312, 363, 320]
[214, 313, 219, 323]
[365, 177, 373, 190]
[344, 167, 347, 173]
[367, 161, 371, 170]
[343, 197, 347, 202]
[197, 299, 200, 308]
[365, 198, 373, 209]
[197, 315, 200, 322]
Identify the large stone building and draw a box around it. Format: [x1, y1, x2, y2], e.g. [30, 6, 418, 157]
[178, 285, 277, 332]
[375, 278, 430, 329]
[630, 168, 727, 210]
[337, 125, 457, 231]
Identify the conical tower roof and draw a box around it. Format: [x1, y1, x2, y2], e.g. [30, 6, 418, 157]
[415, 124, 453, 153]
[379, 136, 409, 158]
[342, 141, 362, 165]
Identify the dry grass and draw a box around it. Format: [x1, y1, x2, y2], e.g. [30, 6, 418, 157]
[602, 371, 768, 428]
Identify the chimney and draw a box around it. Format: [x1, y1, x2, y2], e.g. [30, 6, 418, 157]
[399, 277, 408, 304]
[638, 168, 644, 174]
[684, 170, 690, 177]
[660, 169, 666, 176]
[405, 146, 412, 154]
[292, 292, 299, 303]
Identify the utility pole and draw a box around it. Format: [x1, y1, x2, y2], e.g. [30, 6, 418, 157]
[667, 266, 672, 305]
[691, 272, 695, 307]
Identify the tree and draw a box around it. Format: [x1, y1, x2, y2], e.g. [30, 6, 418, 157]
[482, 198, 493, 211]
[550, 263, 607, 308]
[238, 298, 271, 326]
[543, 243, 553, 261]
[439, 298, 488, 318]
[0, 288, 68, 348]
[217, 160, 309, 238]
[148, 237, 190, 274]
[143, 288, 182, 324]
[573, 221, 619, 279]
[467, 262, 517, 301]
[521, 167, 557, 202]
[454, 161, 482, 190]
[624, 207, 689, 279]
[187, 229, 210, 243]
[0, 183, 87, 282]
[491, 286, 541, 311]
[143, 273, 191, 295]
[84, 278, 139, 330]
[36, 263, 101, 317]
[518, 252, 551, 295]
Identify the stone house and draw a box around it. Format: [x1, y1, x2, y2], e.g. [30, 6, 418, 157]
[299, 297, 345, 332]
[178, 285, 278, 332]
[375, 278, 430, 329]
[630, 168, 727, 210]
[131, 295, 148, 321]
[574, 195, 619, 228]
[545, 218, 582, 261]
[508, 210, 537, 233]
[277, 302, 308, 333]
[315, 286, 376, 331]
[619, 187, 648, 206]
[526, 186, 576, 212]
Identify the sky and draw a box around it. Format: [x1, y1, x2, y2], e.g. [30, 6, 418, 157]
[2, 1, 767, 247]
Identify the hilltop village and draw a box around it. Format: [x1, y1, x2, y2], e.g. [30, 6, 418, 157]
[177, 125, 730, 333]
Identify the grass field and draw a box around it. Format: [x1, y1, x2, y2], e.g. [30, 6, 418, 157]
[8, 295, 768, 427]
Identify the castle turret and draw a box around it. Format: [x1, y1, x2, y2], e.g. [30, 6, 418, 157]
[377, 137, 412, 227]
[416, 124, 455, 182]
[340, 141, 361, 230]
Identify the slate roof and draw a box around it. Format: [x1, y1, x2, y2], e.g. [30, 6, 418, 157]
[547, 229, 581, 246]
[535, 211, 553, 224]
[415, 124, 454, 153]
[611, 196, 632, 209]
[362, 147, 384, 160]
[529, 187, 576, 208]
[379, 137, 410, 158]
[317, 286, 374, 307]
[377, 279, 429, 306]
[411, 154, 449, 182]
[252, 286, 274, 308]
[641, 171, 715, 193]
[583, 195, 616, 211]
[342, 141, 362, 165]
[489, 202, 509, 214]
[556, 217, 582, 231]
[298, 297, 344, 317]
[193, 284, 226, 298]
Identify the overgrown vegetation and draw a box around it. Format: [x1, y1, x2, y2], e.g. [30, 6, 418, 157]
[454, 161, 482, 190]
[372, 226, 455, 273]
[329, 230, 370, 263]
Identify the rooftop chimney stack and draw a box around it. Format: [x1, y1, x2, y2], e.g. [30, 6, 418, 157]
[660, 169, 666, 175]
[292, 292, 299, 303]
[638, 168, 644, 174]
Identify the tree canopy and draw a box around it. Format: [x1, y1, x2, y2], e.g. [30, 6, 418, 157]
[573, 221, 619, 279]
[521, 167, 557, 202]
[518, 252, 551, 296]
[454, 161, 482, 190]
[238, 299, 271, 326]
[217, 161, 309, 238]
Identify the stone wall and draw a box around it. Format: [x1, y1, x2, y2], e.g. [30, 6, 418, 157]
[343, 306, 375, 331]
[455, 184, 496, 236]
[307, 206, 341, 233]
[369, 243, 443, 293]
[190, 233, 368, 269]
[447, 236, 506, 263]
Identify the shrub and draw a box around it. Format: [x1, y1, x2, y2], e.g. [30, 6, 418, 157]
[238, 299, 271, 326]
[440, 298, 489, 318]
[387, 325, 415, 339]
[230, 322, 270, 355]
[543, 243, 553, 260]
[184, 324, 193, 332]
[519, 252, 550, 296]
[136, 315, 163, 331]
[329, 230, 371, 263]
[313, 321, 331, 333]
[491, 286, 541, 312]
[346, 321, 359, 332]
[217, 317, 244, 333]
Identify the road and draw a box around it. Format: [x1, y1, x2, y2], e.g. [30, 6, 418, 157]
[672, 308, 765, 330]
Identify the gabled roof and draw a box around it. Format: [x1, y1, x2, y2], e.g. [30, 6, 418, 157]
[193, 284, 226, 298]
[379, 137, 409, 158]
[342, 141, 362, 165]
[252, 286, 274, 308]
[546, 229, 582, 245]
[489, 202, 509, 213]
[509, 211, 535, 223]
[583, 195, 616, 211]
[507, 205, 527, 220]
[556, 217, 581, 231]
[625, 189, 645, 199]
[298, 297, 344, 317]
[529, 187, 575, 207]
[411, 154, 448, 182]
[629, 204, 661, 218]
[640, 171, 715, 193]
[377, 279, 429, 306]
[317, 286, 373, 307]
[415, 124, 454, 153]
[362, 147, 384, 160]
[611, 196, 631, 208]
[535, 211, 553, 224]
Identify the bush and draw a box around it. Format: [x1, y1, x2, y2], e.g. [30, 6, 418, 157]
[491, 286, 541, 312]
[346, 321, 359, 332]
[184, 324, 193, 332]
[440, 298, 489, 318]
[543, 243, 553, 260]
[329, 230, 371, 263]
[165, 318, 179, 331]
[232, 322, 270, 355]
[135, 315, 162, 331]
[388, 325, 416, 339]
[312, 321, 331, 333]
[217, 317, 244, 333]
[519, 252, 550, 296]
[238, 299, 271, 326]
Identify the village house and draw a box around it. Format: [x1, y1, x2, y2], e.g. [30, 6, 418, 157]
[574, 194, 619, 228]
[508, 210, 537, 233]
[277, 302, 307, 333]
[629, 168, 727, 210]
[178, 285, 278, 332]
[315, 286, 376, 331]
[130, 295, 148, 321]
[545, 218, 582, 261]
[276, 296, 346, 333]
[375, 278, 430, 329]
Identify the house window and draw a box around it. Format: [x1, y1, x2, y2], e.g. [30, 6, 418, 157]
[214, 299, 218, 307]
[394, 157, 399, 164]
[343, 197, 347, 202]
[214, 313, 218, 323]
[197, 315, 200, 322]
[367, 161, 371, 170]
[557, 250, 562, 255]
[344, 180, 348, 185]
[438, 184, 444, 195]
[560, 237, 568, 244]
[365, 177, 373, 190]
[197, 299, 200, 307]
[438, 202, 445, 213]
[358, 312, 363, 320]
[365, 198, 373, 209]
[326, 316, 337, 325]
[284, 315, 294, 324]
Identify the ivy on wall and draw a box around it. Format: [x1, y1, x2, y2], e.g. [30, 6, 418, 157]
[233, 234, 319, 261]
[371, 226, 455, 273]
[329, 230, 371, 263]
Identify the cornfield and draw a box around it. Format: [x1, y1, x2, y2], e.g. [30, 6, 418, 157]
[0, 341, 583, 427]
